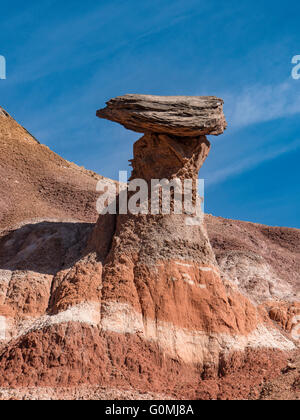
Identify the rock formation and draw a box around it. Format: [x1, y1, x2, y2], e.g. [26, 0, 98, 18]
[97, 94, 227, 136]
[0, 100, 299, 400]
[93, 95, 295, 369]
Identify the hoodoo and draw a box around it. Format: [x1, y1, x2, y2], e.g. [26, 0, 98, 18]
[97, 94, 226, 194]
[97, 94, 227, 136]
[93, 94, 295, 370]
[0, 96, 297, 400]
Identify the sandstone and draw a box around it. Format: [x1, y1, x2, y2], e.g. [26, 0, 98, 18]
[93, 94, 295, 373]
[0, 99, 299, 401]
[96, 94, 227, 137]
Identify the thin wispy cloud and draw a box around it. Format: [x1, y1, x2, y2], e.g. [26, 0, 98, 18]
[205, 137, 300, 187]
[6, 0, 204, 85]
[224, 79, 300, 129]
[201, 79, 300, 188]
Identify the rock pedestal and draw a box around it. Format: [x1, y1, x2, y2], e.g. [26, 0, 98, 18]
[130, 133, 210, 184]
[93, 95, 286, 370]
[97, 94, 227, 136]
[97, 95, 225, 202]
[0, 96, 296, 399]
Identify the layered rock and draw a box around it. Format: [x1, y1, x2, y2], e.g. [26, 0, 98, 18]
[97, 94, 227, 136]
[92, 96, 295, 371]
[0, 98, 299, 400]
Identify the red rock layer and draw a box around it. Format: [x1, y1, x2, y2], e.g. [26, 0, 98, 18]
[0, 322, 293, 400]
[266, 302, 300, 334]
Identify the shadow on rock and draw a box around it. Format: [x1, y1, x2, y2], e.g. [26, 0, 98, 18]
[0, 221, 94, 275]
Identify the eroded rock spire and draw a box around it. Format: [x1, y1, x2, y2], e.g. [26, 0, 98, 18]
[97, 94, 226, 191]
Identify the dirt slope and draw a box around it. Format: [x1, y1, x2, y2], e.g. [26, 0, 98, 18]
[0, 106, 102, 232]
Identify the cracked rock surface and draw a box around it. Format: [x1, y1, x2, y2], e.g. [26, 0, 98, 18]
[97, 94, 227, 136]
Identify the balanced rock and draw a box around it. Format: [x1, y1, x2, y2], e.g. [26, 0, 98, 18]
[97, 94, 227, 137]
[92, 94, 295, 378]
[0, 98, 298, 401]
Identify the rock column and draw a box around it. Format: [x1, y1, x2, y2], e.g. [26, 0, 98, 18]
[94, 95, 263, 371]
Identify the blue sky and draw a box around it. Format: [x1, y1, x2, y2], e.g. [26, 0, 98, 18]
[1, 0, 300, 228]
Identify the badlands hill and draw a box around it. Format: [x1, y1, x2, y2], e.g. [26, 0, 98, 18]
[0, 102, 299, 400]
[0, 106, 103, 231]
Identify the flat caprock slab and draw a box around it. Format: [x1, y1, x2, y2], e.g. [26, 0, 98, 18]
[96, 94, 227, 137]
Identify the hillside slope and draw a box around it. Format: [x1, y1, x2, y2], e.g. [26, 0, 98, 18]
[0, 106, 102, 232]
